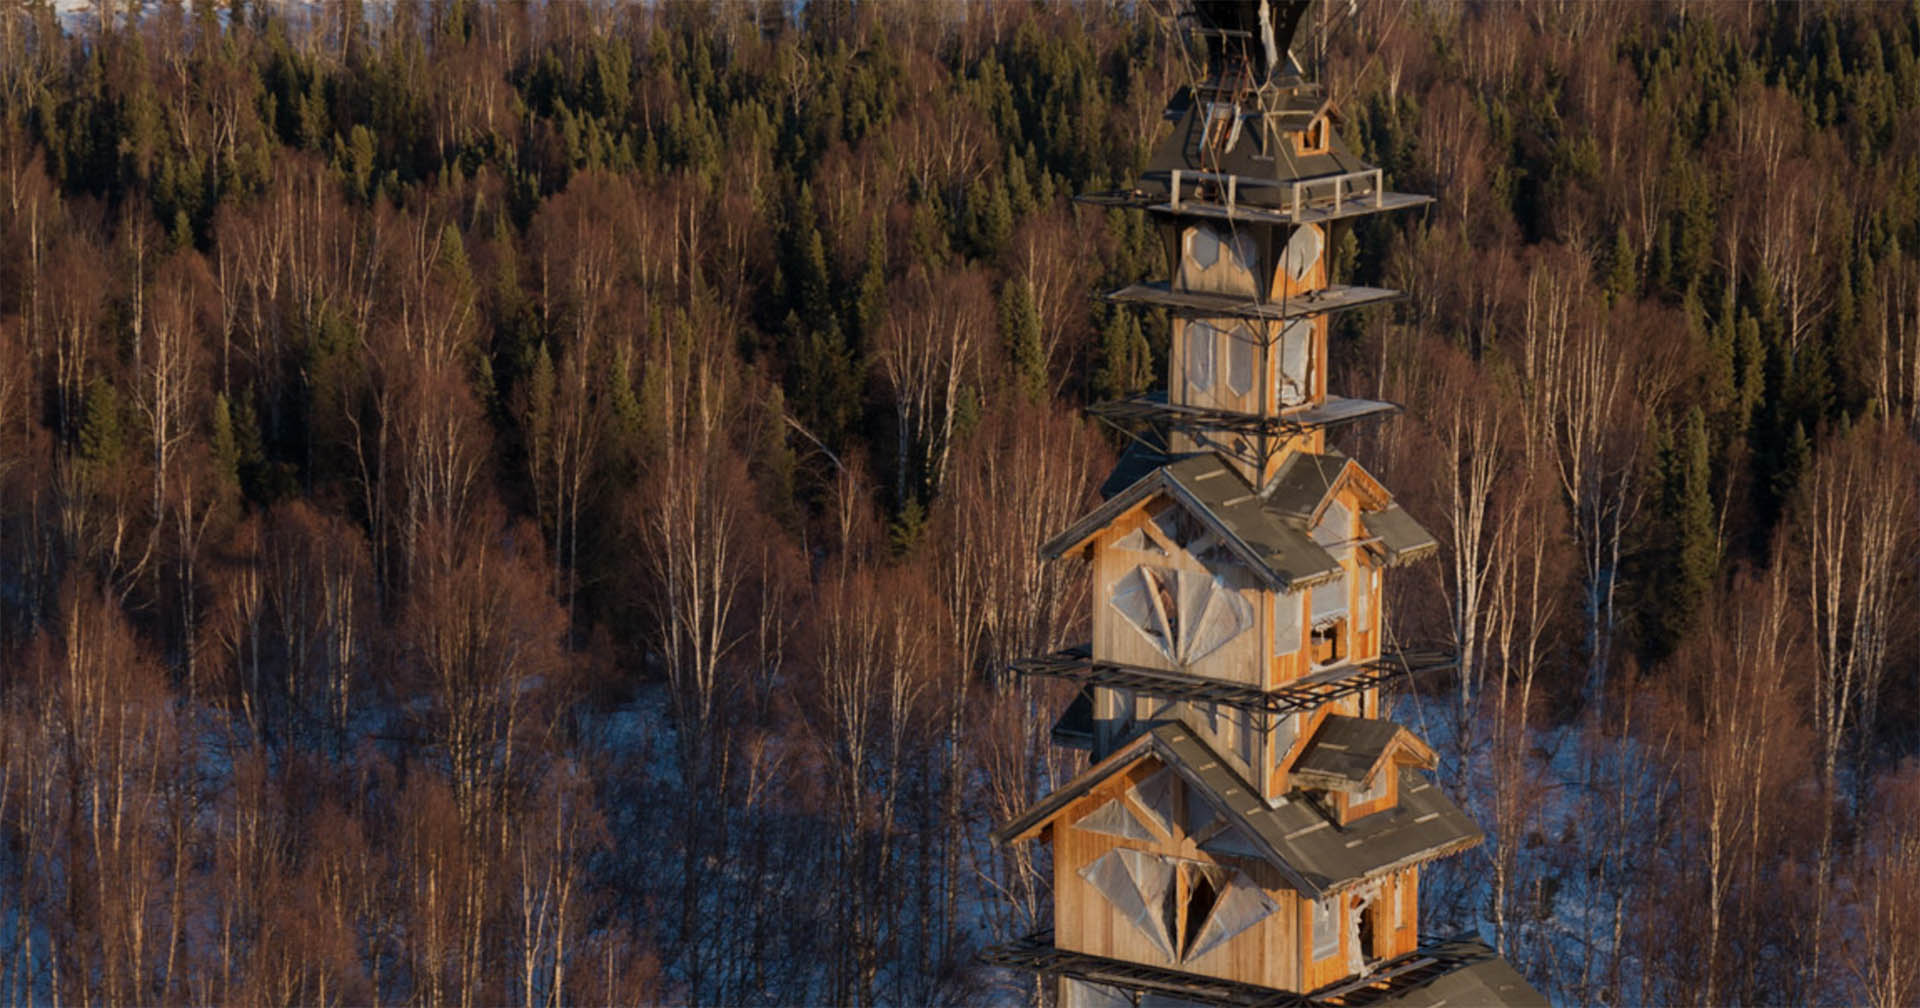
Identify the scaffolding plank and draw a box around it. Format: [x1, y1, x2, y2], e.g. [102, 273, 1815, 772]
[1087, 392, 1400, 441]
[981, 931, 1511, 1008]
[1105, 282, 1405, 320]
[1010, 645, 1455, 717]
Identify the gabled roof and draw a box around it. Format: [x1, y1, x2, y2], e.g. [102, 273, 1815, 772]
[1352, 938, 1554, 1008]
[1362, 505, 1439, 566]
[1044, 453, 1343, 590]
[1058, 448, 1435, 590]
[994, 721, 1482, 900]
[1265, 450, 1389, 523]
[1289, 715, 1437, 792]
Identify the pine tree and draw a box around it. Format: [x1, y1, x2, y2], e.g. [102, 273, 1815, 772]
[999, 277, 1046, 402]
[1094, 308, 1152, 403]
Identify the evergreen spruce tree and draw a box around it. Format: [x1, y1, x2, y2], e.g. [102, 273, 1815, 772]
[999, 277, 1046, 402]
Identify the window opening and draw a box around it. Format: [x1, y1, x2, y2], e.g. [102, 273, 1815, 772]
[1111, 566, 1253, 665]
[1187, 226, 1221, 270]
[1273, 590, 1301, 655]
[1186, 320, 1216, 394]
[1356, 898, 1376, 962]
[1112, 528, 1166, 555]
[1282, 224, 1323, 284]
[1311, 572, 1349, 623]
[1312, 896, 1339, 960]
[1311, 621, 1346, 666]
[1182, 868, 1222, 957]
[1303, 118, 1325, 152]
[1313, 499, 1352, 548]
[1277, 319, 1313, 407]
[1226, 322, 1255, 396]
[1227, 230, 1258, 279]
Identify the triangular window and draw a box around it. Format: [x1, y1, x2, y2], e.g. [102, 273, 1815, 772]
[1079, 798, 1156, 842]
[1110, 566, 1252, 665]
[1080, 851, 1279, 965]
[1078, 848, 1178, 959]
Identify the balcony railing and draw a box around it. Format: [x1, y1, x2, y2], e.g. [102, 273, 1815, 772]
[1078, 169, 1432, 225]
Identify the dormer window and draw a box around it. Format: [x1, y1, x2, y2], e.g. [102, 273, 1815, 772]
[1301, 116, 1327, 153]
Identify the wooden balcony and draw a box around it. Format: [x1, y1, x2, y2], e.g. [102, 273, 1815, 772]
[1080, 168, 1433, 226]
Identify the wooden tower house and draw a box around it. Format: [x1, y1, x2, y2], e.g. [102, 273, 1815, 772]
[983, 3, 1549, 1006]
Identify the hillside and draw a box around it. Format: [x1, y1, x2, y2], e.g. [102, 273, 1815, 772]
[1, 1, 1918, 1004]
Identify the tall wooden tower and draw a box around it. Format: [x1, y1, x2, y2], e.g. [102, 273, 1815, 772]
[984, 3, 1548, 1006]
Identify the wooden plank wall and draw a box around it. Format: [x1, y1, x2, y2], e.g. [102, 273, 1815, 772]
[1053, 761, 1304, 991]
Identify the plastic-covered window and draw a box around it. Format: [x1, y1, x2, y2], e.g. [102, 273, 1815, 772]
[1227, 230, 1258, 278]
[1282, 224, 1323, 284]
[1313, 499, 1352, 548]
[1111, 565, 1252, 665]
[1273, 591, 1301, 655]
[1186, 320, 1216, 393]
[1187, 226, 1221, 269]
[1277, 319, 1312, 406]
[1312, 573, 1349, 623]
[1226, 322, 1255, 396]
[1313, 896, 1340, 959]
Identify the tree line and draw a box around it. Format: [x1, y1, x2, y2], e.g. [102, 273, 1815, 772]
[0, 0, 1918, 1005]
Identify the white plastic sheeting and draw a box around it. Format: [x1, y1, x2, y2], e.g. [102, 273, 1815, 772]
[1109, 566, 1253, 665]
[1079, 798, 1156, 843]
[1111, 528, 1166, 555]
[1079, 848, 1177, 959]
[1186, 865, 1281, 960]
[1063, 978, 1136, 1008]
[1272, 590, 1302, 654]
[1283, 224, 1323, 283]
[1082, 845, 1282, 965]
[1312, 499, 1352, 548]
[1185, 320, 1217, 393]
[1131, 769, 1178, 837]
[1277, 318, 1312, 406]
[1311, 571, 1349, 623]
[1226, 321, 1256, 396]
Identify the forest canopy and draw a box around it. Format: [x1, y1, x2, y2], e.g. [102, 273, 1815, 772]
[1, 0, 1920, 1005]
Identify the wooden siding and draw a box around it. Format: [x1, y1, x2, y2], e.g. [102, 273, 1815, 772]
[1090, 508, 1265, 688]
[1053, 759, 1304, 991]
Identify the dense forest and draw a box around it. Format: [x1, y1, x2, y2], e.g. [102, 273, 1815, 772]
[1, 0, 1919, 1004]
